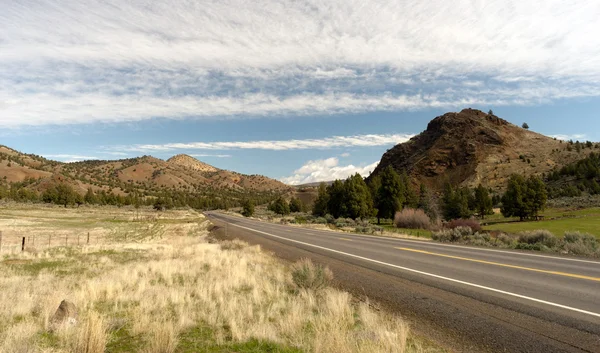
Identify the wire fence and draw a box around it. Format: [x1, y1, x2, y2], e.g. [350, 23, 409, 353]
[0, 230, 107, 255]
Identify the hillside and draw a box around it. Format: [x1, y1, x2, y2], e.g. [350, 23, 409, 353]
[0, 146, 290, 198]
[371, 109, 597, 192]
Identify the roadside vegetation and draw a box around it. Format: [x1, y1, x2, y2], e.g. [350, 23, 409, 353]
[235, 157, 600, 257]
[0, 205, 431, 353]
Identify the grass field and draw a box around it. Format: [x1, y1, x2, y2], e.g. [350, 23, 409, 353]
[483, 207, 600, 238]
[0, 204, 435, 353]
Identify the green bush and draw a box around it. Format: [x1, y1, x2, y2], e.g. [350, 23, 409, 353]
[314, 217, 327, 224]
[290, 259, 333, 291]
[561, 231, 599, 256]
[495, 233, 516, 247]
[432, 226, 474, 242]
[325, 214, 335, 224]
[517, 230, 558, 248]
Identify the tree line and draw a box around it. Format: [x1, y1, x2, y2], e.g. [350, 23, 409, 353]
[304, 166, 548, 223]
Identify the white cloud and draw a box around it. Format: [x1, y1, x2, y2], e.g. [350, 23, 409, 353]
[281, 158, 379, 185]
[2, 0, 600, 126]
[549, 134, 587, 141]
[189, 154, 232, 158]
[43, 154, 99, 162]
[112, 133, 413, 153]
[340, 153, 351, 157]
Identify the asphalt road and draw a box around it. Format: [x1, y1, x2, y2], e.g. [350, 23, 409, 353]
[206, 212, 600, 353]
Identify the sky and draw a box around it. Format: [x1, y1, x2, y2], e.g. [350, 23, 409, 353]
[1, 0, 600, 185]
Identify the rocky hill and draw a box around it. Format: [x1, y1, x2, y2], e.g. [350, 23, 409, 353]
[371, 109, 596, 192]
[0, 146, 290, 197]
[167, 154, 219, 173]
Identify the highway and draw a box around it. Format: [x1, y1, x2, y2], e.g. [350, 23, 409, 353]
[206, 212, 600, 353]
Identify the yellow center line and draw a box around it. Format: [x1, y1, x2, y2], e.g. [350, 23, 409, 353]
[339, 238, 354, 242]
[395, 247, 600, 282]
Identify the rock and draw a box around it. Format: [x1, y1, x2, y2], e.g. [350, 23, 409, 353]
[49, 300, 78, 330]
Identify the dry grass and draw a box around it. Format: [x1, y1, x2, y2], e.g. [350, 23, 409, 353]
[394, 209, 432, 230]
[0, 206, 428, 353]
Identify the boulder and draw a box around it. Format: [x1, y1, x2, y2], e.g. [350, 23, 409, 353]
[49, 300, 78, 330]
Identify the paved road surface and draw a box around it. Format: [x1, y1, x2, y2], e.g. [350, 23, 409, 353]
[206, 212, 600, 353]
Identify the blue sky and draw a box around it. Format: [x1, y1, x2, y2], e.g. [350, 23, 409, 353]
[1, 1, 599, 184]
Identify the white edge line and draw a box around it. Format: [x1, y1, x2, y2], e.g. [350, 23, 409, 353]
[237, 216, 600, 265]
[230, 222, 600, 319]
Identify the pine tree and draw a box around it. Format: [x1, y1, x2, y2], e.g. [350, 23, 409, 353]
[326, 180, 347, 219]
[241, 199, 255, 217]
[289, 197, 303, 213]
[400, 172, 418, 208]
[368, 174, 381, 212]
[84, 188, 97, 204]
[474, 184, 493, 219]
[441, 184, 471, 220]
[501, 174, 546, 220]
[312, 183, 329, 217]
[270, 196, 290, 215]
[343, 174, 373, 220]
[376, 166, 404, 223]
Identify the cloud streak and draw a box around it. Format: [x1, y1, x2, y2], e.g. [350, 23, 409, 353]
[112, 133, 414, 153]
[280, 158, 379, 185]
[2, 0, 600, 126]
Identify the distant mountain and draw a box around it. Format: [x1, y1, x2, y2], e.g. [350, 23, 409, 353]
[370, 108, 596, 192]
[294, 181, 334, 188]
[0, 147, 290, 196]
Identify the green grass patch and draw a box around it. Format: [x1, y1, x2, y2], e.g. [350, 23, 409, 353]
[176, 325, 302, 353]
[484, 216, 600, 238]
[3, 259, 68, 276]
[106, 325, 146, 353]
[483, 208, 600, 238]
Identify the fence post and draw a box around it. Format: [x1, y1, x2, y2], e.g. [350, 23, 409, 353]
[87, 232, 90, 244]
[32, 234, 35, 247]
[65, 234, 68, 247]
[48, 234, 51, 247]
[21, 237, 25, 252]
[78, 234, 80, 245]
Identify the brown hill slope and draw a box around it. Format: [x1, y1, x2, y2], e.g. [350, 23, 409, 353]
[167, 154, 219, 173]
[0, 147, 289, 196]
[371, 108, 593, 192]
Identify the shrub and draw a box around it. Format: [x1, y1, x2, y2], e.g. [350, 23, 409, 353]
[335, 218, 356, 228]
[445, 219, 482, 232]
[314, 217, 327, 224]
[517, 230, 558, 248]
[393, 208, 431, 229]
[220, 240, 247, 251]
[295, 215, 307, 224]
[432, 226, 474, 242]
[561, 231, 599, 256]
[325, 214, 335, 224]
[354, 225, 383, 234]
[290, 258, 333, 291]
[495, 233, 516, 247]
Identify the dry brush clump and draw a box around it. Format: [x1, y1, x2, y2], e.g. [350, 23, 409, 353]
[290, 258, 333, 292]
[394, 209, 432, 230]
[0, 213, 421, 353]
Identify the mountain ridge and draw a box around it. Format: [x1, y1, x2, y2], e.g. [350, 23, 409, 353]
[0, 148, 290, 197]
[370, 108, 595, 192]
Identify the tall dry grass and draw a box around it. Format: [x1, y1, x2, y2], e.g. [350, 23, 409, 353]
[0, 209, 422, 353]
[394, 209, 432, 230]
